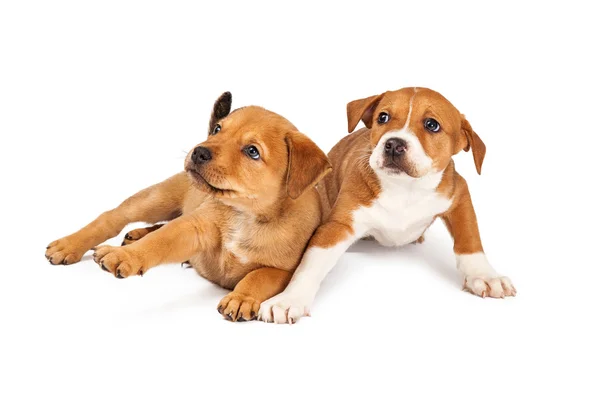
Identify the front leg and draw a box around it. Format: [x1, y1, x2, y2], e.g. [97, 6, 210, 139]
[93, 211, 218, 278]
[217, 267, 292, 322]
[259, 218, 365, 324]
[442, 179, 516, 298]
[45, 172, 190, 265]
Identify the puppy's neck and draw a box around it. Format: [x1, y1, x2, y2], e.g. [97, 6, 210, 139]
[220, 193, 291, 224]
[375, 167, 446, 193]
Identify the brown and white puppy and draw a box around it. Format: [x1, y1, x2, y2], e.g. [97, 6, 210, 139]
[259, 87, 516, 324]
[45, 92, 331, 321]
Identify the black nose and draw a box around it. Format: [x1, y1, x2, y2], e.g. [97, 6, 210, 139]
[191, 146, 212, 164]
[384, 138, 408, 156]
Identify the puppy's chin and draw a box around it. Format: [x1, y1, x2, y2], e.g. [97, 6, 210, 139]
[381, 161, 419, 177]
[186, 169, 238, 198]
[370, 156, 422, 179]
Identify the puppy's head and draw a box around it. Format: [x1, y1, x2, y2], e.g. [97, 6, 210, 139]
[347, 87, 486, 179]
[185, 92, 331, 209]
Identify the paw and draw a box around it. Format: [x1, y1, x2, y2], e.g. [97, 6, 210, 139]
[258, 292, 312, 324]
[93, 245, 145, 278]
[121, 224, 163, 246]
[463, 276, 516, 298]
[217, 293, 260, 322]
[45, 236, 88, 265]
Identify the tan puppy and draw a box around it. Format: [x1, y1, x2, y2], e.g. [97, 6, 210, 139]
[260, 87, 516, 324]
[45, 92, 331, 321]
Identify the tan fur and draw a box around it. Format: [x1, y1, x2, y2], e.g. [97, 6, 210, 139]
[45, 94, 332, 321]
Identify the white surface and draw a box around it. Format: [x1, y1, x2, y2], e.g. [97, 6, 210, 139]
[1, 1, 598, 399]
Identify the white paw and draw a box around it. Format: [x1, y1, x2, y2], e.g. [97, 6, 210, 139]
[258, 292, 312, 324]
[463, 275, 516, 298]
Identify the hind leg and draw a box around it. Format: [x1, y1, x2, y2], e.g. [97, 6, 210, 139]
[121, 224, 164, 246]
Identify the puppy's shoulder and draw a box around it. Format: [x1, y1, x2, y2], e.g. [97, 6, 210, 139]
[437, 160, 469, 203]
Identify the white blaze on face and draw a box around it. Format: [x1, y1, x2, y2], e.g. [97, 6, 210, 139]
[369, 91, 433, 178]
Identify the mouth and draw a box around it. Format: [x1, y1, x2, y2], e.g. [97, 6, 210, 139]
[186, 168, 235, 196]
[381, 155, 419, 177]
[382, 155, 406, 174]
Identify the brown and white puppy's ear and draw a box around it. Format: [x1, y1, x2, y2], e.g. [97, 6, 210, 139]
[460, 115, 486, 175]
[208, 91, 232, 134]
[346, 93, 385, 133]
[285, 131, 332, 200]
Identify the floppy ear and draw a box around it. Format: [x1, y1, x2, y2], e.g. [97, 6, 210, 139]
[460, 115, 486, 175]
[346, 93, 384, 133]
[285, 131, 332, 200]
[208, 91, 232, 133]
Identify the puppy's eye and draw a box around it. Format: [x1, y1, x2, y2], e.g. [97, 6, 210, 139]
[245, 145, 260, 160]
[424, 118, 440, 133]
[377, 112, 390, 124]
[211, 124, 221, 135]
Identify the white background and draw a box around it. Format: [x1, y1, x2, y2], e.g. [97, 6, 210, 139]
[1, 1, 599, 399]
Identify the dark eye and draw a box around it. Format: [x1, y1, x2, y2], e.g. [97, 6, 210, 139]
[245, 145, 260, 160]
[211, 124, 221, 135]
[424, 118, 440, 133]
[377, 112, 390, 124]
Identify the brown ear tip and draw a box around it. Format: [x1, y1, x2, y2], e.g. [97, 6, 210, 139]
[220, 91, 232, 99]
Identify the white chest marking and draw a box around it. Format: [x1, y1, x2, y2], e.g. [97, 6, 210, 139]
[355, 170, 452, 247]
[224, 214, 250, 264]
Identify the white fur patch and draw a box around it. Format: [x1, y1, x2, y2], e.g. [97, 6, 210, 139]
[224, 240, 249, 264]
[224, 213, 250, 264]
[457, 252, 516, 298]
[456, 252, 497, 277]
[258, 232, 362, 324]
[357, 169, 451, 247]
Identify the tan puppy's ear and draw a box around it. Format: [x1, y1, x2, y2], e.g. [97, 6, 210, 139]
[208, 91, 232, 133]
[346, 93, 384, 133]
[285, 131, 332, 200]
[461, 115, 486, 175]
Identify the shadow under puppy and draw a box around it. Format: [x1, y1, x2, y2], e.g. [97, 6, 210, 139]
[45, 92, 332, 322]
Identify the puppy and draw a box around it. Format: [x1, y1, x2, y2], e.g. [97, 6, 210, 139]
[45, 92, 332, 321]
[260, 87, 516, 324]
